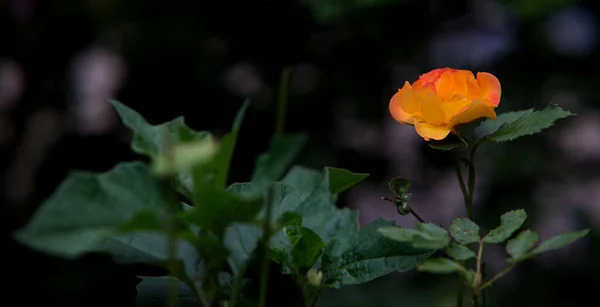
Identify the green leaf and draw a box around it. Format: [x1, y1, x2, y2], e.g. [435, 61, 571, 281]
[450, 218, 480, 244]
[389, 177, 411, 196]
[109, 99, 213, 196]
[251, 133, 308, 183]
[377, 226, 421, 242]
[531, 229, 590, 255]
[13, 162, 199, 276]
[182, 186, 263, 234]
[427, 134, 467, 150]
[417, 258, 466, 275]
[326, 167, 369, 194]
[484, 209, 527, 244]
[224, 173, 359, 275]
[322, 219, 434, 287]
[474, 109, 533, 140]
[151, 138, 219, 176]
[446, 243, 476, 261]
[281, 166, 323, 192]
[284, 224, 327, 271]
[506, 230, 538, 260]
[378, 223, 449, 250]
[476, 103, 573, 142]
[211, 100, 250, 189]
[413, 223, 450, 249]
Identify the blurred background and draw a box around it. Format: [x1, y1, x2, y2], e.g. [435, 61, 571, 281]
[1, 0, 599, 306]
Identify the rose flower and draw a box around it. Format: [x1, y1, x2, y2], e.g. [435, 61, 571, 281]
[389, 68, 501, 141]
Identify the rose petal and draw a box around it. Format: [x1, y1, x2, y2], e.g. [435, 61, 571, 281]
[413, 68, 447, 89]
[440, 95, 470, 123]
[476, 72, 501, 106]
[448, 99, 497, 128]
[414, 121, 452, 141]
[389, 87, 415, 125]
[396, 82, 422, 116]
[420, 89, 446, 126]
[435, 69, 476, 101]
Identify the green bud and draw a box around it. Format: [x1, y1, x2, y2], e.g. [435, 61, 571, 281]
[307, 268, 323, 287]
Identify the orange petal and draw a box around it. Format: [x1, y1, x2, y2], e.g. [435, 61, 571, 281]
[397, 83, 422, 116]
[440, 95, 470, 123]
[448, 99, 497, 128]
[413, 68, 447, 89]
[419, 88, 445, 126]
[414, 121, 452, 141]
[476, 72, 501, 106]
[389, 87, 415, 125]
[435, 69, 475, 101]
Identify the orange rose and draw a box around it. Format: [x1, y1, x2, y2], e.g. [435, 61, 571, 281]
[389, 68, 501, 141]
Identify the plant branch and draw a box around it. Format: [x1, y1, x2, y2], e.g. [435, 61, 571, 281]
[479, 264, 516, 291]
[409, 207, 426, 223]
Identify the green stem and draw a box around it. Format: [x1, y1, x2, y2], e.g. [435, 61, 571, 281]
[456, 276, 464, 307]
[229, 261, 250, 307]
[479, 264, 515, 291]
[275, 67, 292, 137]
[454, 149, 469, 213]
[409, 207, 426, 223]
[466, 141, 483, 220]
[258, 186, 275, 307]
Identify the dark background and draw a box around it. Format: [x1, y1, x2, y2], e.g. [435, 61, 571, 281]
[1, 0, 599, 306]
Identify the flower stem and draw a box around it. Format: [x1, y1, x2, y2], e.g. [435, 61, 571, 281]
[466, 141, 483, 220]
[479, 264, 515, 291]
[409, 207, 426, 223]
[454, 150, 469, 214]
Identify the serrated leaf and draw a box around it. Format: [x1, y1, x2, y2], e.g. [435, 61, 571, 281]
[378, 223, 449, 250]
[418, 258, 466, 275]
[447, 243, 476, 261]
[474, 109, 533, 140]
[224, 168, 360, 275]
[284, 225, 327, 271]
[110, 99, 213, 196]
[389, 177, 411, 196]
[531, 229, 590, 255]
[13, 162, 199, 277]
[450, 218, 480, 244]
[377, 226, 421, 242]
[484, 209, 527, 243]
[506, 230, 538, 260]
[477, 103, 573, 142]
[251, 133, 308, 184]
[322, 219, 434, 287]
[413, 223, 450, 249]
[326, 167, 369, 194]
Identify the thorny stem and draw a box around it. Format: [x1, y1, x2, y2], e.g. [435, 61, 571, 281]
[258, 186, 275, 307]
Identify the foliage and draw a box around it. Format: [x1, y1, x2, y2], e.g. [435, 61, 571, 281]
[14, 100, 433, 307]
